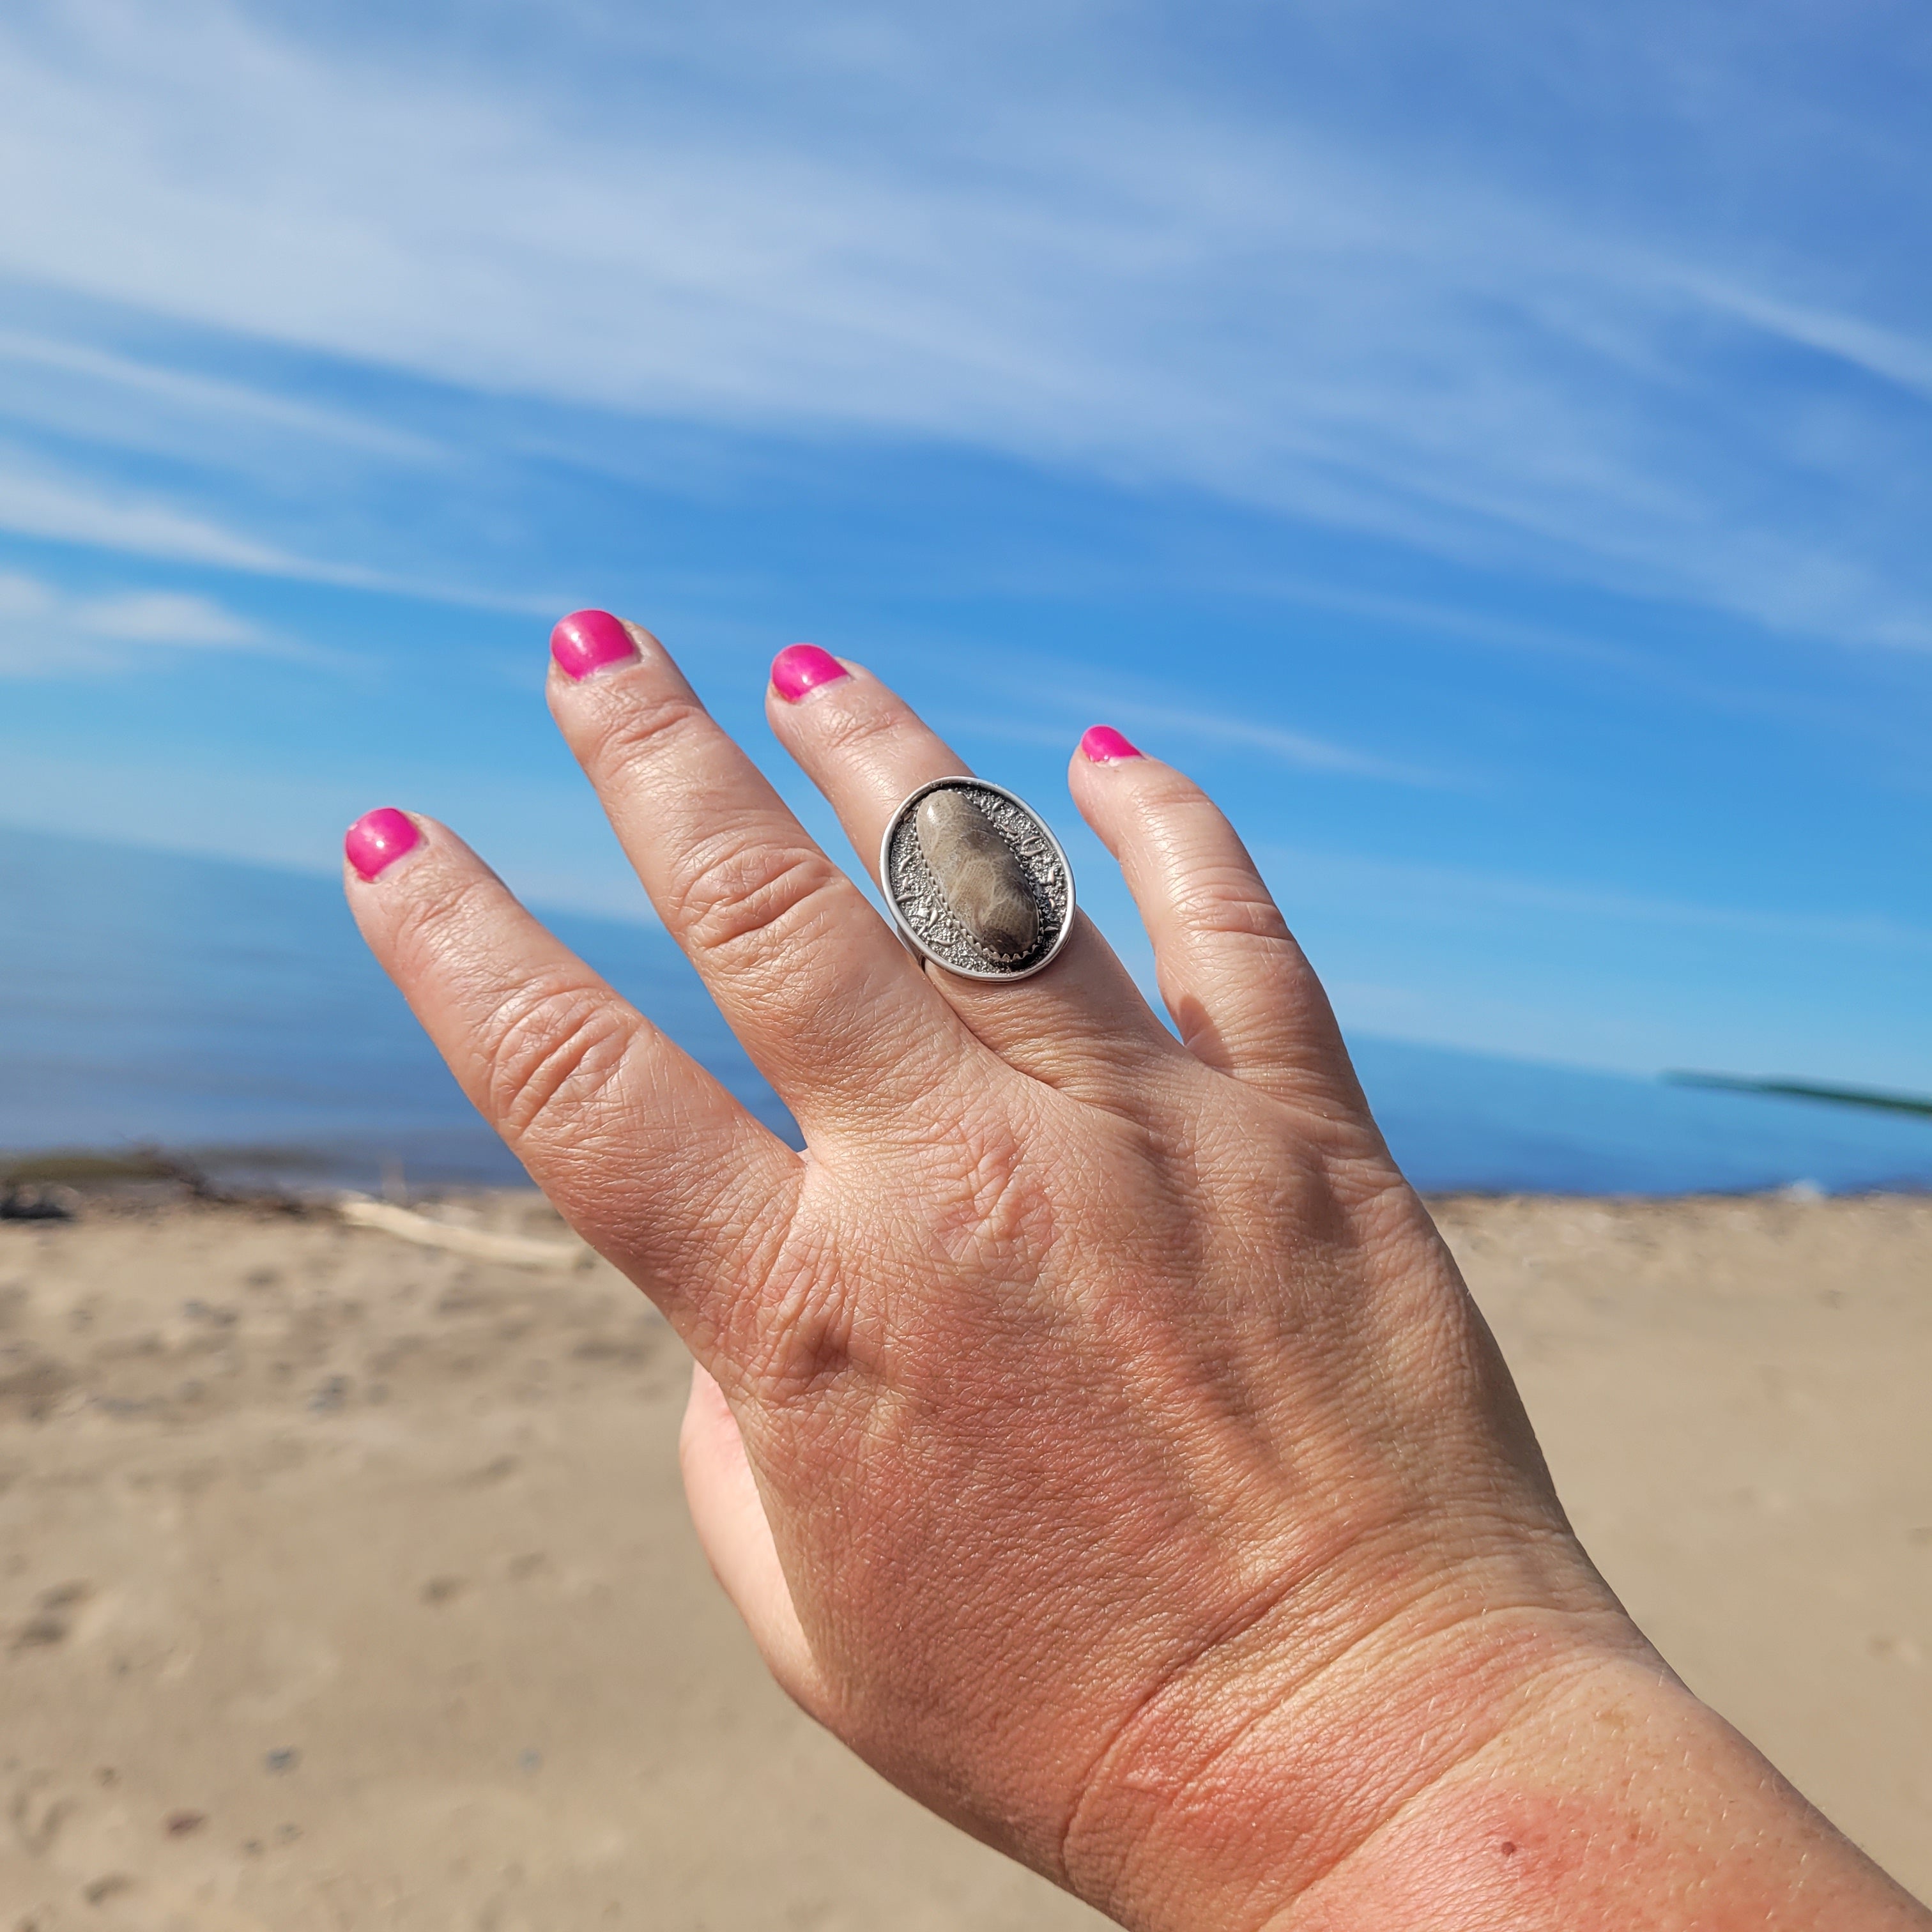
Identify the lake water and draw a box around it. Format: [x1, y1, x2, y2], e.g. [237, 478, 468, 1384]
[4, 828, 1929, 1197]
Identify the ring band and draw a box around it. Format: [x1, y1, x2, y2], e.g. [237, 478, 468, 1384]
[879, 777, 1075, 981]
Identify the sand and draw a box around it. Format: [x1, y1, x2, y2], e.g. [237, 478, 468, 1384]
[1, 1188, 1927, 1926]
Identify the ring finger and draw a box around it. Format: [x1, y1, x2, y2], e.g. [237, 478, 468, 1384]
[763, 644, 1184, 1093]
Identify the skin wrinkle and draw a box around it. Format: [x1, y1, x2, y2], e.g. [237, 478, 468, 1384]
[1181, 974, 1354, 1092]
[1082, 1160, 1342, 1469]
[974, 1012, 1184, 1123]
[931, 963, 1190, 1101]
[691, 1171, 848, 1381]
[1058, 1524, 1470, 1903]
[475, 973, 636, 1139]
[1084, 1075, 1208, 1242]
[568, 675, 719, 797]
[1261, 1666, 1611, 1931]
[555, 644, 979, 1125]
[1167, 990, 1357, 1108]
[838, 1475, 1155, 1839]
[1078, 1560, 1632, 1929]
[1074, 1298, 1491, 1708]
[356, 833, 813, 1347]
[1264, 1655, 1867, 1932]
[739, 1248, 862, 1403]
[1165, 868, 1301, 949]
[579, 1110, 809, 1354]
[385, 863, 512, 993]
[1092, 769, 1360, 1105]
[806, 964, 966, 1108]
[916, 1087, 1048, 1263]
[664, 829, 855, 968]
[807, 682, 945, 798]
[507, 1031, 797, 1287]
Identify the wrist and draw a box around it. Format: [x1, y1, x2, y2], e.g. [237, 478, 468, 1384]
[1059, 1514, 1627, 1930]
[1061, 1532, 1927, 1932]
[1276, 1654, 1931, 1931]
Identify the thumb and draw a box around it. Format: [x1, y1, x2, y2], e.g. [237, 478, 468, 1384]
[678, 1361, 825, 1716]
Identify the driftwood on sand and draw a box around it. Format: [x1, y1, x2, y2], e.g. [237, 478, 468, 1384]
[334, 1195, 588, 1270]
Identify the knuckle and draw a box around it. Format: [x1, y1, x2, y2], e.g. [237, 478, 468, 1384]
[1169, 863, 1296, 947]
[811, 698, 908, 763]
[728, 1222, 864, 1401]
[476, 975, 632, 1138]
[1131, 763, 1215, 818]
[588, 686, 712, 779]
[747, 1272, 860, 1402]
[922, 1096, 1051, 1260]
[666, 830, 847, 963]
[386, 871, 498, 979]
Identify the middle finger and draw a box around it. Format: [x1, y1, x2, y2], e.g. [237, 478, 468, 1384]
[547, 612, 976, 1146]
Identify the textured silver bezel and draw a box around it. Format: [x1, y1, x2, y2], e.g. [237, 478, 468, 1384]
[878, 776, 1076, 982]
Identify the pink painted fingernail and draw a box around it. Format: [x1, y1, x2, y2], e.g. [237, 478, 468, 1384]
[1080, 724, 1143, 763]
[345, 808, 420, 881]
[771, 643, 849, 703]
[550, 609, 640, 681]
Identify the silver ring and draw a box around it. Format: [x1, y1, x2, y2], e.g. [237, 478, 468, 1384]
[879, 776, 1075, 981]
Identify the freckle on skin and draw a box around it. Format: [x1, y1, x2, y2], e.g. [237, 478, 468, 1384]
[1289, 1775, 1876, 1932]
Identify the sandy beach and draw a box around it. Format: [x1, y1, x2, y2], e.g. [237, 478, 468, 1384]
[1, 1187, 1927, 1926]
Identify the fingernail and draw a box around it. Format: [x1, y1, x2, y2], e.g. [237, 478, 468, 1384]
[1080, 724, 1143, 764]
[551, 609, 640, 682]
[771, 643, 850, 704]
[345, 808, 421, 881]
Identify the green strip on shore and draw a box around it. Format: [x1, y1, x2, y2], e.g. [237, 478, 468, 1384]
[1665, 1073, 1932, 1120]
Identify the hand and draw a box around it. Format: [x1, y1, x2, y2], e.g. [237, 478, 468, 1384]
[346, 618, 1928, 1931]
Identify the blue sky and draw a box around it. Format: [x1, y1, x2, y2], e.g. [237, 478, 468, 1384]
[1, 0, 1928, 1087]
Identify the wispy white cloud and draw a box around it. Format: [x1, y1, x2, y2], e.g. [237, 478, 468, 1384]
[0, 325, 445, 466]
[0, 567, 280, 673]
[0, 445, 563, 616]
[1254, 841, 1932, 957]
[1670, 277, 1932, 410]
[940, 700, 1439, 785]
[934, 642, 1441, 786]
[0, 456, 309, 574]
[77, 588, 261, 646]
[1103, 701, 1443, 786]
[0, 0, 1928, 651]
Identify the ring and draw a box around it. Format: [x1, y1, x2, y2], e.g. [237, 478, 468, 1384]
[879, 777, 1075, 981]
